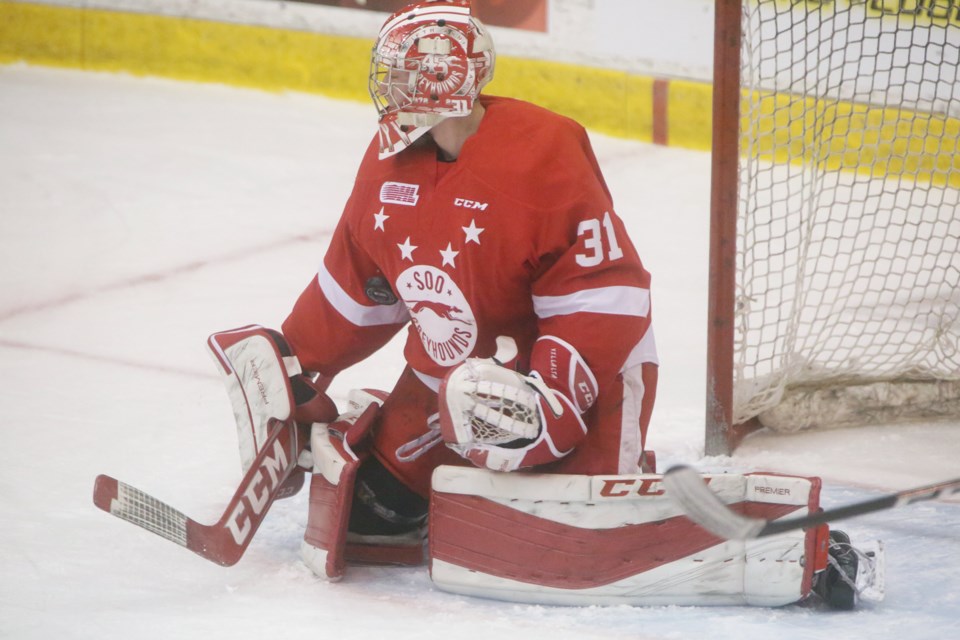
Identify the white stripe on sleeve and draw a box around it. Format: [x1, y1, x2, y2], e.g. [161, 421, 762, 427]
[532, 286, 651, 319]
[316, 263, 410, 327]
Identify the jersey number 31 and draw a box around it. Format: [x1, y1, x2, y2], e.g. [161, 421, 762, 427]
[576, 211, 624, 267]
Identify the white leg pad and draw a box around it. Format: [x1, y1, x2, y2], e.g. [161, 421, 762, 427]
[429, 466, 823, 607]
[301, 394, 383, 580]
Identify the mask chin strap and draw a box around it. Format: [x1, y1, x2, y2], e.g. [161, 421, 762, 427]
[377, 109, 472, 159]
[377, 118, 431, 159]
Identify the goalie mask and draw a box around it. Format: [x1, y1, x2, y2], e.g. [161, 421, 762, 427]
[369, 0, 495, 159]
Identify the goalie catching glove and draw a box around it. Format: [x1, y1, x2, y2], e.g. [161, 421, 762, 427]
[439, 336, 598, 472]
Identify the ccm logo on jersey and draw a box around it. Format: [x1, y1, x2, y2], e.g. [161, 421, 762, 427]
[454, 198, 488, 211]
[380, 182, 420, 206]
[226, 439, 292, 545]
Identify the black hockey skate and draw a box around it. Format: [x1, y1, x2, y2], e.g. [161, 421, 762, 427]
[813, 530, 860, 610]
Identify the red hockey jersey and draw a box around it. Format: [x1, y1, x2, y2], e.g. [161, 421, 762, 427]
[283, 96, 656, 480]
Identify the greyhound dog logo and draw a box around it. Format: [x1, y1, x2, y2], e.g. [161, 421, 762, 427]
[409, 300, 474, 325]
[397, 265, 477, 366]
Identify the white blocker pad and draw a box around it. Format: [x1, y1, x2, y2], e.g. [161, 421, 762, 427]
[429, 466, 823, 607]
[207, 326, 299, 474]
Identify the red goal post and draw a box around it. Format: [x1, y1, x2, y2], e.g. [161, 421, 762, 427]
[706, 0, 960, 455]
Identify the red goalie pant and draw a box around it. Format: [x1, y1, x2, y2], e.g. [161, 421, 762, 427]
[367, 363, 658, 498]
[301, 363, 657, 581]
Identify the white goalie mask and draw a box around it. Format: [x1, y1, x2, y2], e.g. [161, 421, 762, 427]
[369, 0, 495, 159]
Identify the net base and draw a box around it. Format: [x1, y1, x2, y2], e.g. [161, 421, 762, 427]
[757, 379, 960, 433]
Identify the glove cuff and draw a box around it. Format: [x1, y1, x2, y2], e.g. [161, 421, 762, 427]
[529, 336, 598, 414]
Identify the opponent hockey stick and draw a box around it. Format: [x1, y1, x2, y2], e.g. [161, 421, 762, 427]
[663, 465, 960, 540]
[93, 418, 308, 566]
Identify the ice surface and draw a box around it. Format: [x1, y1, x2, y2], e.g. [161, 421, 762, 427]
[1, 65, 957, 640]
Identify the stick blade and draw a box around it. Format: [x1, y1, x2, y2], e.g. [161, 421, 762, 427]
[93, 473, 247, 566]
[662, 465, 766, 540]
[91, 420, 305, 568]
[93, 474, 190, 548]
[92, 474, 118, 513]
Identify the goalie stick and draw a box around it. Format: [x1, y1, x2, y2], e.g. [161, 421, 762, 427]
[92, 418, 307, 566]
[663, 465, 960, 540]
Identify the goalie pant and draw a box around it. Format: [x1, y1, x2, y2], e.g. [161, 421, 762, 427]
[299, 356, 657, 578]
[323, 359, 658, 501]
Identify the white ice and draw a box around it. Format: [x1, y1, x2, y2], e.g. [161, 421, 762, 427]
[1, 65, 958, 640]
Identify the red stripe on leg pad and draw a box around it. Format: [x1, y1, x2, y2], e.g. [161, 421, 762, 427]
[429, 491, 800, 589]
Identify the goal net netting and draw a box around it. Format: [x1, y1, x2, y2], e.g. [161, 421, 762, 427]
[732, 1, 960, 432]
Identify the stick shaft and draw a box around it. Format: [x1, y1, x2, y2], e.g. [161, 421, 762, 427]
[759, 479, 960, 537]
[664, 465, 960, 540]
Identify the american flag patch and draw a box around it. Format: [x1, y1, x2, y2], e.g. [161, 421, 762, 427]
[380, 182, 420, 206]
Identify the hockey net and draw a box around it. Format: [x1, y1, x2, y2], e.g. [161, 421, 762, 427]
[707, 0, 960, 451]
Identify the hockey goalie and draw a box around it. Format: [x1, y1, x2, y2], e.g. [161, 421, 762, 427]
[199, 0, 880, 610]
